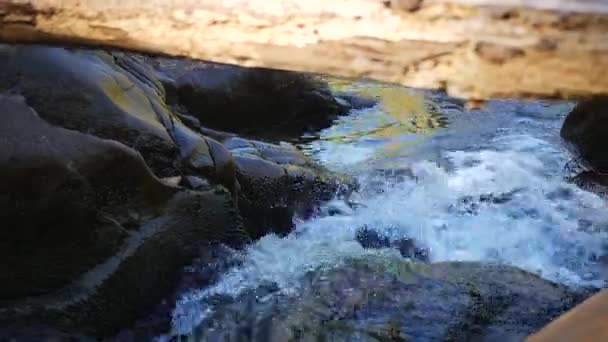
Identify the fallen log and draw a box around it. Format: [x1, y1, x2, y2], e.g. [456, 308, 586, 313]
[527, 289, 608, 342]
[1, 0, 608, 100]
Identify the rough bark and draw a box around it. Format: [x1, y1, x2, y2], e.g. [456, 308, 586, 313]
[1, 0, 608, 100]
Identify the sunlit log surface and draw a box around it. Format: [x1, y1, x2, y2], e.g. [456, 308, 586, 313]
[527, 289, 608, 342]
[1, 0, 608, 99]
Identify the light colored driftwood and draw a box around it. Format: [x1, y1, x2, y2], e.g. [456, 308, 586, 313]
[0, 0, 608, 99]
[527, 289, 608, 342]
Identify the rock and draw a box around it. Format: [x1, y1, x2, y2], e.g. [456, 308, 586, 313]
[0, 43, 351, 229]
[180, 176, 212, 190]
[561, 97, 608, 174]
[356, 227, 429, 261]
[138, 55, 350, 139]
[0, 45, 237, 191]
[174, 64, 350, 139]
[0, 44, 348, 207]
[335, 92, 379, 110]
[0, 95, 249, 336]
[0, 45, 354, 337]
[114, 243, 243, 341]
[0, 45, 177, 177]
[0, 44, 355, 336]
[192, 257, 590, 341]
[225, 137, 347, 238]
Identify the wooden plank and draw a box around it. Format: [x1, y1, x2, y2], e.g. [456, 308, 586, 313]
[1, 0, 608, 99]
[527, 290, 608, 342]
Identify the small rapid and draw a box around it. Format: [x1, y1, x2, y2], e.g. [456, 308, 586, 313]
[169, 86, 608, 336]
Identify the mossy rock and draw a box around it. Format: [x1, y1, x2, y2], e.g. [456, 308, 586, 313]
[191, 257, 590, 341]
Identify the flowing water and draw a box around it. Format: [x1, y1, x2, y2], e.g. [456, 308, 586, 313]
[168, 82, 608, 337]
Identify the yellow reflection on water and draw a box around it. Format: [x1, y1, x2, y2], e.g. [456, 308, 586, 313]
[324, 77, 445, 160]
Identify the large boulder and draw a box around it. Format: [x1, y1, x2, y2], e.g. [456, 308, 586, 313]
[146, 59, 350, 139]
[561, 97, 608, 173]
[0, 45, 236, 190]
[0, 95, 249, 336]
[191, 257, 590, 341]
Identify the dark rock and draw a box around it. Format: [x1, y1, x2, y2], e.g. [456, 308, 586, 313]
[0, 45, 179, 177]
[356, 227, 391, 249]
[0, 45, 354, 336]
[569, 170, 608, 196]
[448, 191, 520, 216]
[115, 243, 242, 341]
[226, 137, 347, 238]
[0, 45, 233, 189]
[174, 64, 350, 139]
[138, 55, 349, 140]
[335, 92, 379, 110]
[0, 95, 248, 337]
[561, 97, 608, 173]
[0, 325, 96, 342]
[180, 176, 212, 190]
[192, 258, 590, 341]
[0, 43, 351, 235]
[356, 227, 429, 261]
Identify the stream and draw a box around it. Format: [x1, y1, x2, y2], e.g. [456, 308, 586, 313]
[165, 82, 608, 340]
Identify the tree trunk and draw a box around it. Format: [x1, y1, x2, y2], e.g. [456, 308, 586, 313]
[1, 0, 607, 99]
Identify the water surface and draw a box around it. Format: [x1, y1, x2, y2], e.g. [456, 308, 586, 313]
[170, 81, 608, 336]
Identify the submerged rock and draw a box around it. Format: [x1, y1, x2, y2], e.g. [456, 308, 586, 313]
[334, 92, 379, 110]
[356, 227, 429, 261]
[192, 258, 590, 341]
[0, 96, 248, 336]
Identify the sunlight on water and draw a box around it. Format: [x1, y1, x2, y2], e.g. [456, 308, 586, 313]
[314, 78, 446, 166]
[169, 85, 608, 336]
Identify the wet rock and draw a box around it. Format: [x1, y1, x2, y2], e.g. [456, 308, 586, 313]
[0, 325, 96, 342]
[137, 55, 349, 139]
[568, 170, 608, 197]
[226, 137, 348, 238]
[115, 243, 242, 340]
[180, 176, 212, 190]
[356, 227, 429, 261]
[0, 44, 350, 236]
[0, 96, 248, 336]
[0, 45, 354, 336]
[561, 97, 608, 174]
[448, 191, 520, 216]
[174, 64, 350, 139]
[0, 45, 235, 189]
[335, 92, 378, 110]
[0, 45, 176, 177]
[193, 258, 590, 341]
